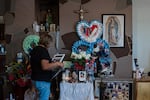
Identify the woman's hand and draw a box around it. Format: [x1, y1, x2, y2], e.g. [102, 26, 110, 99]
[41, 59, 64, 70]
[55, 62, 64, 68]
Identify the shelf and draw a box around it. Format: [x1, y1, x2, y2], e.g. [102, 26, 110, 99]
[35, 0, 59, 25]
[135, 77, 150, 82]
[95, 77, 133, 83]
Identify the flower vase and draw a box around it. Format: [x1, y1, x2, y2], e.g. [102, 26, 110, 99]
[14, 85, 28, 100]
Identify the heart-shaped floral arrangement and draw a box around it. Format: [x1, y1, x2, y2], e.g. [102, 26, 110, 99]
[76, 20, 103, 43]
[70, 20, 112, 81]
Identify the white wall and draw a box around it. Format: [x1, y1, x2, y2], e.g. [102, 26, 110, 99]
[133, 0, 150, 73]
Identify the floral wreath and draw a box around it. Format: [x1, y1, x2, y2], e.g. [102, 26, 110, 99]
[95, 39, 110, 57]
[71, 39, 110, 59]
[23, 34, 39, 54]
[72, 40, 95, 55]
[76, 20, 103, 43]
[71, 20, 111, 74]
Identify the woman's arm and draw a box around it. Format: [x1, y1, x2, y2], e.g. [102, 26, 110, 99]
[41, 59, 64, 70]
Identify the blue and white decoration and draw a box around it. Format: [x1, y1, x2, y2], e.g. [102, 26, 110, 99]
[71, 20, 112, 78]
[76, 20, 103, 43]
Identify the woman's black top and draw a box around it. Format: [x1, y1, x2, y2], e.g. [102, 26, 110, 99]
[30, 46, 54, 82]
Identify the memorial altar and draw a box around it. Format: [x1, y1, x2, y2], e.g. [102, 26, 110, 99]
[59, 19, 112, 100]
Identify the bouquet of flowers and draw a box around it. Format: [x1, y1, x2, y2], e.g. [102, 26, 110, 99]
[71, 51, 91, 70]
[6, 61, 31, 87]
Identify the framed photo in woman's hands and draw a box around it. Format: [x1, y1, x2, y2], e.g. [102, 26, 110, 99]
[102, 14, 125, 47]
[52, 53, 65, 62]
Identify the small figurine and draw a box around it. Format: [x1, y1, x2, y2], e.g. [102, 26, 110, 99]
[45, 9, 52, 31]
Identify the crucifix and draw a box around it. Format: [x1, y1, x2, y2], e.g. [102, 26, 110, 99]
[74, 5, 88, 21]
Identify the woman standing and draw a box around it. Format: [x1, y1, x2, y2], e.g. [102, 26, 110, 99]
[30, 33, 64, 100]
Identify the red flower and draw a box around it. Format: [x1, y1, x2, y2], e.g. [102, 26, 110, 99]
[16, 78, 26, 87]
[18, 69, 24, 74]
[6, 61, 32, 87]
[75, 63, 84, 70]
[8, 74, 15, 81]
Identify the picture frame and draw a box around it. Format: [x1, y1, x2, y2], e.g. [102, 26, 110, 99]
[52, 53, 65, 62]
[78, 71, 87, 82]
[102, 14, 125, 47]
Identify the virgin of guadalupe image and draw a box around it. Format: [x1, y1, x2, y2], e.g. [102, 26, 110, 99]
[105, 16, 121, 46]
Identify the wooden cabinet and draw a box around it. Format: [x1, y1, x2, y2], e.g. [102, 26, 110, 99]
[136, 79, 150, 100]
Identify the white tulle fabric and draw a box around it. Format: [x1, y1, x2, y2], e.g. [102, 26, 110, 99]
[59, 82, 94, 100]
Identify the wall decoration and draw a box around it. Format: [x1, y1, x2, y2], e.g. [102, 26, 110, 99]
[71, 20, 112, 79]
[76, 20, 103, 43]
[22, 35, 39, 54]
[74, 5, 88, 21]
[102, 14, 125, 47]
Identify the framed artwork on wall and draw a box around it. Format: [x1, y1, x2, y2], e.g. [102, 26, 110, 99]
[102, 14, 125, 47]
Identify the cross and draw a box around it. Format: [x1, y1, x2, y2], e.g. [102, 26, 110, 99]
[74, 5, 88, 21]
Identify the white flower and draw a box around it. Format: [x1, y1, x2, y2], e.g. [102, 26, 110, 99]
[86, 54, 91, 59]
[80, 51, 86, 58]
[71, 51, 91, 60]
[77, 54, 82, 59]
[71, 52, 78, 59]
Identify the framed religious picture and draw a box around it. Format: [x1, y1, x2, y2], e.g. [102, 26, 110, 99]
[102, 14, 125, 47]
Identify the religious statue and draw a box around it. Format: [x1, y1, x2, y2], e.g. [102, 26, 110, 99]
[74, 5, 88, 21]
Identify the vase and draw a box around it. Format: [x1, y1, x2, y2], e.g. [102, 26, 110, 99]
[14, 85, 28, 100]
